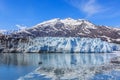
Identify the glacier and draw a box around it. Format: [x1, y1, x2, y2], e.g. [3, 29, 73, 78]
[17, 37, 120, 53]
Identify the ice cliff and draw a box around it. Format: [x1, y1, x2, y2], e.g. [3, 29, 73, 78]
[17, 37, 120, 53]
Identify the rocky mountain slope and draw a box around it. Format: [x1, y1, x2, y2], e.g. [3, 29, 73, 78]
[11, 18, 120, 44]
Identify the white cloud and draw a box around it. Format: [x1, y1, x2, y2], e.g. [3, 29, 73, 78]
[66, 0, 103, 17]
[16, 24, 27, 30]
[82, 0, 102, 17]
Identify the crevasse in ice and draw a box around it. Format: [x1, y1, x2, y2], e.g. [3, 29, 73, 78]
[18, 37, 120, 53]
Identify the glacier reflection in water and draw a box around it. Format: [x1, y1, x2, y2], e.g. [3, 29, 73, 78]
[18, 53, 117, 80]
[0, 53, 41, 66]
[0, 53, 41, 80]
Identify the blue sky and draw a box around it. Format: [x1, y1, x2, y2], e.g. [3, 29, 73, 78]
[0, 0, 120, 31]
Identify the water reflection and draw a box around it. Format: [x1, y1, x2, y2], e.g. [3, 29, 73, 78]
[0, 53, 40, 66]
[0, 53, 116, 67]
[16, 53, 117, 80]
[0, 53, 119, 80]
[39, 53, 115, 68]
[38, 53, 116, 80]
[0, 53, 41, 80]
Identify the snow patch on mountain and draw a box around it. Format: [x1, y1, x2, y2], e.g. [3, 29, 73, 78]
[118, 32, 120, 35]
[0, 29, 7, 34]
[34, 18, 96, 30]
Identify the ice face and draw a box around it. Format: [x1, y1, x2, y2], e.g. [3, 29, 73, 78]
[18, 37, 120, 53]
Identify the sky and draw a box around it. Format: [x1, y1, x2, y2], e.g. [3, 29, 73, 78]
[0, 0, 120, 31]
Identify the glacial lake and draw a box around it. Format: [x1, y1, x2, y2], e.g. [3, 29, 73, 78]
[0, 52, 120, 80]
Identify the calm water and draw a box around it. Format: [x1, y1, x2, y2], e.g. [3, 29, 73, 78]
[0, 53, 120, 80]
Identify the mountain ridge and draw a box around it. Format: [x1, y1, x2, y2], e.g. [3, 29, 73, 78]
[10, 18, 120, 44]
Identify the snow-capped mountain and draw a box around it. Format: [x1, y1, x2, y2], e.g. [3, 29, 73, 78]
[0, 18, 120, 53]
[11, 18, 120, 44]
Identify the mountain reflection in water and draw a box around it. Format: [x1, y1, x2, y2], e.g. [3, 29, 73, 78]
[15, 53, 118, 80]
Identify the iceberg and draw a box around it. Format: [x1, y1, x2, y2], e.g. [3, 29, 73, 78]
[18, 37, 120, 53]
